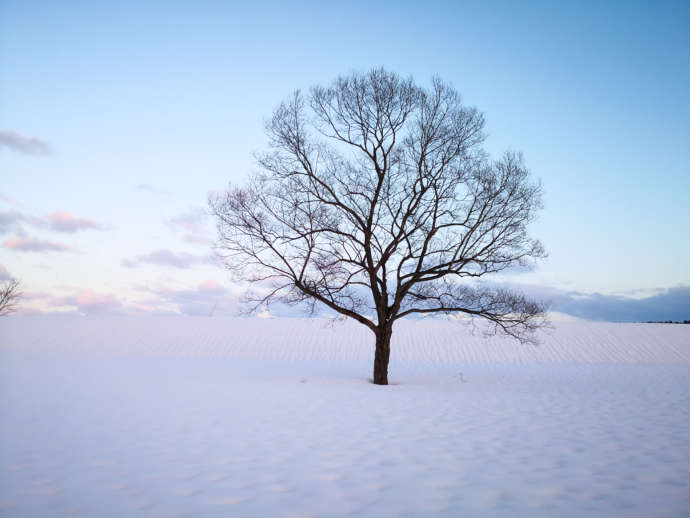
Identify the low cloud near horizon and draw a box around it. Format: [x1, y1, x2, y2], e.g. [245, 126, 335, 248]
[517, 284, 690, 323]
[137, 280, 236, 316]
[18, 281, 238, 317]
[55, 290, 124, 315]
[19, 289, 126, 316]
[8, 279, 689, 323]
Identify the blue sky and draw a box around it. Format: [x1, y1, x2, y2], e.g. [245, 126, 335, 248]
[1, 1, 689, 320]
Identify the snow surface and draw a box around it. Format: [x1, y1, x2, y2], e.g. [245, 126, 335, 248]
[1, 316, 689, 517]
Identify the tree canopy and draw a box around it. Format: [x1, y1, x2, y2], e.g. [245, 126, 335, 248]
[211, 69, 547, 384]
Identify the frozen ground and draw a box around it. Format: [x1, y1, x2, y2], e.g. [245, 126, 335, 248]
[1, 317, 689, 517]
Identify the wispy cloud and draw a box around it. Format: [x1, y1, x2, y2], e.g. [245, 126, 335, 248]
[138, 280, 235, 316]
[1, 208, 105, 235]
[0, 209, 42, 236]
[122, 248, 212, 269]
[28, 289, 125, 315]
[61, 290, 124, 315]
[37, 282, 234, 316]
[0, 130, 53, 156]
[46, 211, 104, 233]
[166, 207, 213, 245]
[20, 289, 164, 316]
[3, 236, 74, 253]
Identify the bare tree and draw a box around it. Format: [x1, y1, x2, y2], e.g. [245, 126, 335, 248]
[211, 69, 547, 385]
[0, 279, 21, 316]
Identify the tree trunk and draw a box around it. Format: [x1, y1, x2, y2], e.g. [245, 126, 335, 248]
[373, 325, 392, 385]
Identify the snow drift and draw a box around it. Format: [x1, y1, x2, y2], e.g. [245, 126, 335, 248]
[1, 317, 689, 517]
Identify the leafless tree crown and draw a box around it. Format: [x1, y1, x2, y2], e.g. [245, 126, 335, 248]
[0, 279, 21, 316]
[211, 69, 546, 341]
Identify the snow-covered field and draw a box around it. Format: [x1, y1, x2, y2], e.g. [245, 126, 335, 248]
[1, 317, 689, 517]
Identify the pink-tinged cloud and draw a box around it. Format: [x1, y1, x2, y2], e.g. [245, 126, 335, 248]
[122, 249, 207, 269]
[50, 290, 124, 315]
[21, 289, 149, 316]
[1, 208, 103, 235]
[47, 211, 103, 233]
[75, 290, 123, 314]
[3, 236, 74, 252]
[0, 130, 53, 156]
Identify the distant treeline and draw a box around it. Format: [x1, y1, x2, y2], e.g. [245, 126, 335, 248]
[643, 320, 690, 324]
